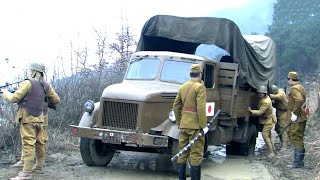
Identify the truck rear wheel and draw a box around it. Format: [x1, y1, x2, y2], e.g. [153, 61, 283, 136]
[239, 125, 257, 156]
[80, 138, 115, 166]
[227, 125, 257, 156]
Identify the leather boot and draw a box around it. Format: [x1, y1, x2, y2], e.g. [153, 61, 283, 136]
[191, 165, 201, 180]
[287, 148, 304, 168]
[178, 163, 186, 180]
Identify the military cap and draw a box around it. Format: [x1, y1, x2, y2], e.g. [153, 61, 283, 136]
[190, 64, 202, 73]
[287, 71, 298, 79]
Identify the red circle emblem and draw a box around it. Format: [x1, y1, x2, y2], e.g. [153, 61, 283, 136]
[208, 105, 212, 113]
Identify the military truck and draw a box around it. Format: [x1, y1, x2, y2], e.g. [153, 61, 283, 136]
[70, 15, 276, 168]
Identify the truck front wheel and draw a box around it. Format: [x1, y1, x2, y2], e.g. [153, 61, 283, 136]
[80, 138, 115, 166]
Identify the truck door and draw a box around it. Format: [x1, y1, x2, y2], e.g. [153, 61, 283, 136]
[202, 63, 219, 114]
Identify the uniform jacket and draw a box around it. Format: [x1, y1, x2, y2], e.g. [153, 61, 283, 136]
[270, 89, 288, 126]
[251, 95, 276, 124]
[2, 78, 60, 124]
[288, 82, 307, 122]
[173, 78, 207, 129]
[270, 89, 288, 111]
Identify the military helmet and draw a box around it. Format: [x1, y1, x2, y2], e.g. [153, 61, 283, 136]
[29, 63, 45, 73]
[257, 85, 267, 94]
[270, 85, 279, 94]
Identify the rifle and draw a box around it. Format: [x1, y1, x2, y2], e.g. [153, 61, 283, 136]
[0, 80, 57, 110]
[0, 80, 24, 93]
[267, 80, 270, 96]
[275, 120, 292, 139]
[46, 97, 57, 110]
[171, 109, 221, 162]
[284, 85, 287, 95]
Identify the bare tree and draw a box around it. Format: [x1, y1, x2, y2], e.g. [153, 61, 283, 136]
[93, 27, 108, 73]
[109, 20, 137, 75]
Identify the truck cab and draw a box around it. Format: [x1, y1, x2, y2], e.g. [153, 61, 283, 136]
[70, 50, 257, 167]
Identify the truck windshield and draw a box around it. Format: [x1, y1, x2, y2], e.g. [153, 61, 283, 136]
[126, 58, 161, 80]
[160, 60, 193, 84]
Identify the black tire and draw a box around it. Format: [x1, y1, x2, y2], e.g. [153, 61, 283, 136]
[80, 138, 115, 166]
[226, 141, 240, 155]
[239, 125, 257, 156]
[227, 125, 257, 156]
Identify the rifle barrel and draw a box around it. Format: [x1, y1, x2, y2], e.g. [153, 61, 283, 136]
[0, 80, 24, 88]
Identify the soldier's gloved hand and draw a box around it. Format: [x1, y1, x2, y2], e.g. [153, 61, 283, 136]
[202, 127, 209, 134]
[8, 87, 17, 93]
[291, 113, 298, 122]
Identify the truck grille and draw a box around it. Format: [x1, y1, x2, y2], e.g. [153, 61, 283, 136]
[102, 101, 138, 130]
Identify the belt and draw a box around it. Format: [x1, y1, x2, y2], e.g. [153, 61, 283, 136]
[183, 107, 197, 112]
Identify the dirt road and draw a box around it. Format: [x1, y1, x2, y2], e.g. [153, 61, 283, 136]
[0, 150, 276, 180]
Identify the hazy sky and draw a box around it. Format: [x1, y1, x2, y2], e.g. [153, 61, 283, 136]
[0, 0, 275, 83]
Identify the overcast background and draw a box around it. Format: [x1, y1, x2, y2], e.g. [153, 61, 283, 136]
[0, 0, 276, 84]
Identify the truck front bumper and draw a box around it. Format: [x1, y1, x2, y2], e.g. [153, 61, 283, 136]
[70, 125, 168, 148]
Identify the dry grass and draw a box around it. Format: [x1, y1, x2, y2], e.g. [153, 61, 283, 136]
[46, 128, 79, 154]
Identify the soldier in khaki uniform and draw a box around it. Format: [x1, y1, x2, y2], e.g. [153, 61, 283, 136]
[286, 72, 307, 168]
[270, 85, 289, 151]
[248, 86, 276, 159]
[1, 63, 60, 180]
[173, 64, 207, 180]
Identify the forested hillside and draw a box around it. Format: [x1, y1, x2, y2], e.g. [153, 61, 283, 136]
[267, 0, 320, 86]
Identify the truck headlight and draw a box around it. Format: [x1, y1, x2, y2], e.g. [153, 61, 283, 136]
[168, 110, 176, 123]
[84, 100, 95, 114]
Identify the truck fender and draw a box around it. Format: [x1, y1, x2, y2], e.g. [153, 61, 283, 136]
[150, 119, 180, 140]
[78, 102, 100, 127]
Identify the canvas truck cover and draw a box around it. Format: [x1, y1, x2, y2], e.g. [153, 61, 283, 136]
[136, 15, 276, 89]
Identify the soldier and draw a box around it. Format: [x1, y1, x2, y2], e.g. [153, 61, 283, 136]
[173, 64, 207, 180]
[286, 71, 307, 168]
[0, 62, 60, 179]
[269, 85, 289, 151]
[248, 85, 276, 159]
[11, 75, 60, 173]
